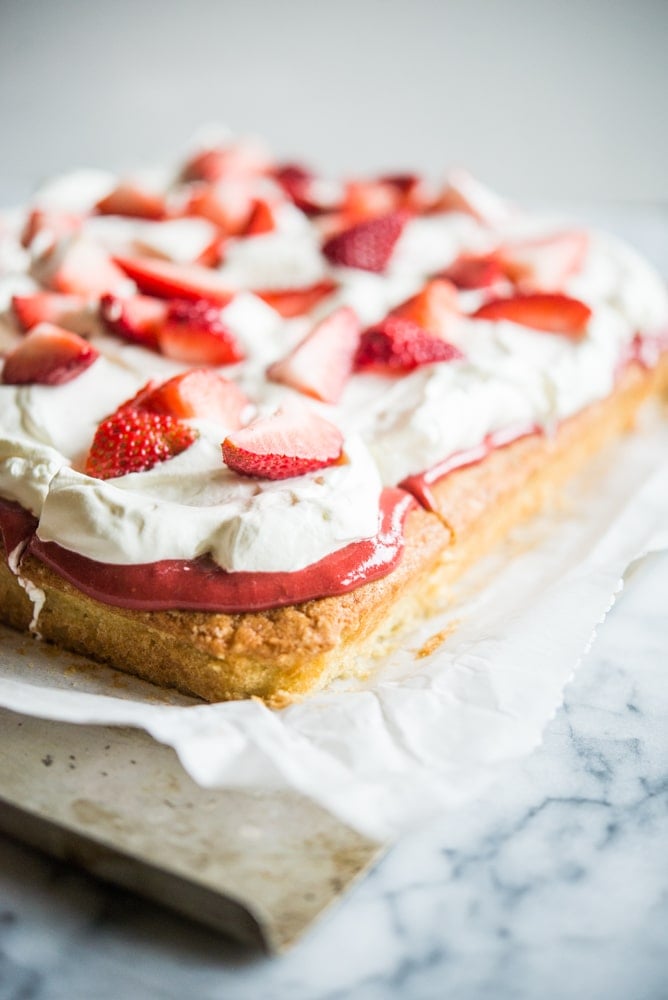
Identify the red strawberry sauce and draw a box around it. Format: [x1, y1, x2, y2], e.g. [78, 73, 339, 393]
[26, 488, 416, 612]
[0, 498, 38, 557]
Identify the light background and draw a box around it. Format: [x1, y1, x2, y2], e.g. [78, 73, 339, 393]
[0, 0, 666, 203]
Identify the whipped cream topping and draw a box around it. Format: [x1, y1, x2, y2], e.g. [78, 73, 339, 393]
[37, 432, 382, 572]
[0, 438, 63, 517]
[83, 215, 219, 264]
[1, 139, 667, 581]
[218, 224, 328, 290]
[1, 357, 142, 460]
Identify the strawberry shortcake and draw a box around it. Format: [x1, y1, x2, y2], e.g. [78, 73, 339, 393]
[1, 132, 667, 704]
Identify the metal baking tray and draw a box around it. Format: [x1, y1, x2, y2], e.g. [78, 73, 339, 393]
[0, 702, 383, 952]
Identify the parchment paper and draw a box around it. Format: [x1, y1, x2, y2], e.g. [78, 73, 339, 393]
[1, 412, 667, 840]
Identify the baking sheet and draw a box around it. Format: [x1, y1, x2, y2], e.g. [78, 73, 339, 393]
[0, 707, 383, 952]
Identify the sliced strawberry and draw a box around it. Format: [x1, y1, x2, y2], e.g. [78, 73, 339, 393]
[85, 409, 197, 480]
[244, 197, 279, 236]
[181, 139, 271, 184]
[49, 239, 127, 296]
[354, 316, 464, 374]
[113, 256, 234, 305]
[274, 164, 314, 211]
[114, 379, 160, 413]
[157, 299, 245, 365]
[341, 175, 428, 221]
[391, 278, 460, 337]
[2, 322, 99, 386]
[255, 279, 337, 318]
[222, 404, 343, 480]
[194, 234, 228, 268]
[99, 293, 168, 349]
[436, 169, 511, 227]
[316, 210, 350, 241]
[379, 173, 429, 212]
[181, 149, 229, 183]
[268, 306, 360, 403]
[322, 210, 411, 273]
[95, 182, 166, 220]
[184, 181, 256, 235]
[438, 252, 506, 290]
[135, 369, 249, 427]
[12, 292, 90, 333]
[342, 180, 401, 222]
[273, 163, 338, 215]
[473, 293, 592, 338]
[498, 231, 589, 291]
[21, 208, 82, 249]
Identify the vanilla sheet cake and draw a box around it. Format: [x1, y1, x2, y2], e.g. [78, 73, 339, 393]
[1, 132, 666, 704]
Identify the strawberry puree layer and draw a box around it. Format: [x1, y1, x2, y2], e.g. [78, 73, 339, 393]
[0, 497, 38, 556]
[27, 488, 415, 612]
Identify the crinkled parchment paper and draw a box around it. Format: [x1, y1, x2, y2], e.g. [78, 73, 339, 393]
[1, 414, 667, 840]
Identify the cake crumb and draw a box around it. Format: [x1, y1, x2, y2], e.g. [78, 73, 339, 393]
[416, 621, 459, 659]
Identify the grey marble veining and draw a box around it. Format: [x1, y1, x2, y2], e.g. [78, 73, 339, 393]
[0, 551, 666, 1000]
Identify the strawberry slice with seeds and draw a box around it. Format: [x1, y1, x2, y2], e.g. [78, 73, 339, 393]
[113, 256, 234, 305]
[99, 293, 168, 349]
[49, 238, 128, 297]
[95, 182, 166, 220]
[354, 316, 464, 374]
[157, 299, 245, 365]
[473, 293, 592, 338]
[2, 322, 99, 385]
[322, 210, 411, 273]
[438, 252, 506, 290]
[222, 404, 343, 480]
[255, 279, 337, 318]
[268, 306, 361, 403]
[12, 292, 91, 333]
[391, 278, 460, 337]
[498, 231, 589, 291]
[85, 409, 197, 480]
[135, 369, 249, 427]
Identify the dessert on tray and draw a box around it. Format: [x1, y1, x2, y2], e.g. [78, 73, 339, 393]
[1, 130, 667, 705]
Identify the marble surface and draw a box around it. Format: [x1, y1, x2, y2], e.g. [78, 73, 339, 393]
[0, 548, 666, 1000]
